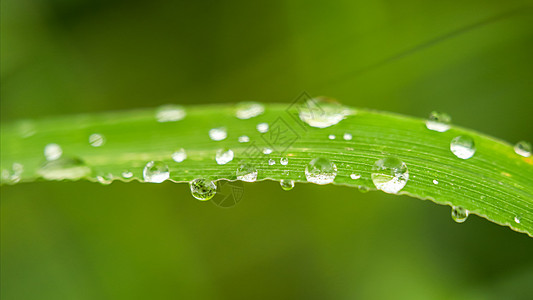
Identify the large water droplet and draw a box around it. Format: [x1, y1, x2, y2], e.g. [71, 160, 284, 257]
[280, 157, 289, 165]
[236, 163, 258, 182]
[426, 111, 451, 132]
[37, 157, 91, 181]
[172, 148, 187, 162]
[280, 179, 295, 191]
[238, 135, 250, 143]
[298, 97, 352, 128]
[450, 136, 476, 159]
[371, 156, 409, 194]
[89, 133, 105, 147]
[143, 161, 169, 183]
[235, 102, 265, 119]
[216, 149, 234, 165]
[44, 143, 62, 161]
[305, 157, 337, 185]
[256, 123, 269, 133]
[209, 127, 227, 141]
[451, 206, 469, 223]
[514, 141, 531, 157]
[156, 104, 186, 122]
[190, 178, 217, 201]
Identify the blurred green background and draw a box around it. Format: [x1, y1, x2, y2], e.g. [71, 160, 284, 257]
[2, 0, 533, 299]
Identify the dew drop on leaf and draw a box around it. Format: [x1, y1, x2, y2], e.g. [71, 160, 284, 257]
[121, 171, 133, 179]
[451, 206, 469, 223]
[37, 157, 91, 181]
[450, 135, 476, 159]
[425, 111, 451, 132]
[256, 123, 269, 133]
[235, 102, 265, 119]
[514, 141, 531, 157]
[155, 104, 186, 122]
[238, 135, 250, 143]
[280, 179, 295, 191]
[44, 143, 62, 161]
[268, 159, 275, 165]
[89, 133, 105, 147]
[172, 148, 187, 163]
[350, 173, 361, 180]
[433, 179, 439, 185]
[143, 161, 169, 183]
[343, 133, 352, 140]
[215, 149, 234, 165]
[280, 157, 289, 165]
[328, 134, 335, 140]
[305, 157, 337, 185]
[190, 178, 217, 201]
[514, 216, 521, 224]
[236, 163, 258, 182]
[371, 156, 409, 194]
[263, 147, 273, 154]
[209, 127, 227, 141]
[298, 97, 352, 128]
[96, 174, 113, 185]
[1, 163, 24, 184]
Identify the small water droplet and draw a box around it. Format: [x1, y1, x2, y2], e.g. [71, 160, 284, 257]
[514, 141, 531, 157]
[350, 173, 361, 180]
[121, 171, 133, 178]
[37, 157, 91, 181]
[190, 178, 217, 201]
[235, 102, 265, 119]
[238, 135, 250, 143]
[451, 206, 469, 223]
[89, 133, 105, 147]
[216, 149, 234, 165]
[298, 97, 352, 128]
[257, 123, 269, 133]
[268, 159, 275, 165]
[280, 157, 289, 165]
[236, 163, 258, 182]
[156, 104, 186, 122]
[280, 179, 295, 191]
[426, 111, 451, 132]
[1, 163, 24, 184]
[44, 143, 62, 161]
[143, 161, 169, 183]
[328, 134, 335, 140]
[371, 156, 409, 194]
[96, 174, 113, 185]
[514, 216, 521, 224]
[172, 148, 187, 162]
[209, 127, 227, 141]
[263, 147, 273, 155]
[433, 179, 439, 185]
[343, 133, 352, 140]
[305, 157, 337, 185]
[450, 135, 476, 159]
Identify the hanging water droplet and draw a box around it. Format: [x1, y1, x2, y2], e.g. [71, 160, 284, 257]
[514, 141, 531, 157]
[298, 97, 352, 128]
[172, 148, 187, 162]
[433, 179, 439, 185]
[156, 104, 186, 122]
[280, 179, 295, 191]
[450, 135, 476, 159]
[37, 157, 91, 181]
[89, 133, 105, 147]
[268, 159, 275, 165]
[209, 127, 227, 141]
[280, 157, 289, 165]
[451, 206, 469, 223]
[44, 143, 62, 161]
[305, 157, 337, 185]
[215, 149, 234, 165]
[350, 173, 361, 180]
[371, 156, 409, 194]
[328, 134, 335, 140]
[236, 163, 258, 182]
[263, 147, 273, 155]
[343, 133, 352, 140]
[426, 111, 451, 132]
[190, 178, 217, 201]
[235, 102, 265, 119]
[238, 135, 250, 143]
[121, 171, 133, 178]
[257, 123, 269, 133]
[143, 161, 169, 183]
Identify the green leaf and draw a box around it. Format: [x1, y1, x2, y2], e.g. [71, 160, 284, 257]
[1, 102, 532, 236]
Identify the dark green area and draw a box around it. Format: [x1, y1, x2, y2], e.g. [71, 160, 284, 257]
[2, 0, 533, 299]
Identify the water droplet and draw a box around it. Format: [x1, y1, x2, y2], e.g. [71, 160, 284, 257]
[238, 135, 250, 143]
[235, 102, 264, 119]
[156, 104, 186, 122]
[190, 178, 217, 201]
[1, 163, 24, 184]
[263, 147, 273, 155]
[433, 179, 439, 185]
[371, 156, 409, 194]
[121, 171, 133, 178]
[451, 206, 469, 223]
[328, 134, 335, 140]
[358, 185, 370, 193]
[350, 173, 361, 180]
[514, 216, 521, 224]
[514, 141, 531, 157]
[37, 157, 91, 181]
[172, 148, 187, 163]
[280, 179, 295, 191]
[305, 157, 337, 185]
[17, 120, 36, 138]
[96, 174, 113, 185]
[280, 157, 289, 165]
[44, 143, 62, 161]
[298, 97, 352, 128]
[450, 136, 476, 159]
[143, 161, 169, 183]
[268, 159, 275, 165]
[426, 111, 451, 132]
[236, 163, 258, 182]
[257, 123, 269, 133]
[343, 133, 352, 140]
[209, 127, 227, 141]
[89, 133, 105, 147]
[215, 149, 234, 165]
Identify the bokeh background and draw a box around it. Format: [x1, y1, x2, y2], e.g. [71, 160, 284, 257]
[2, 0, 533, 299]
